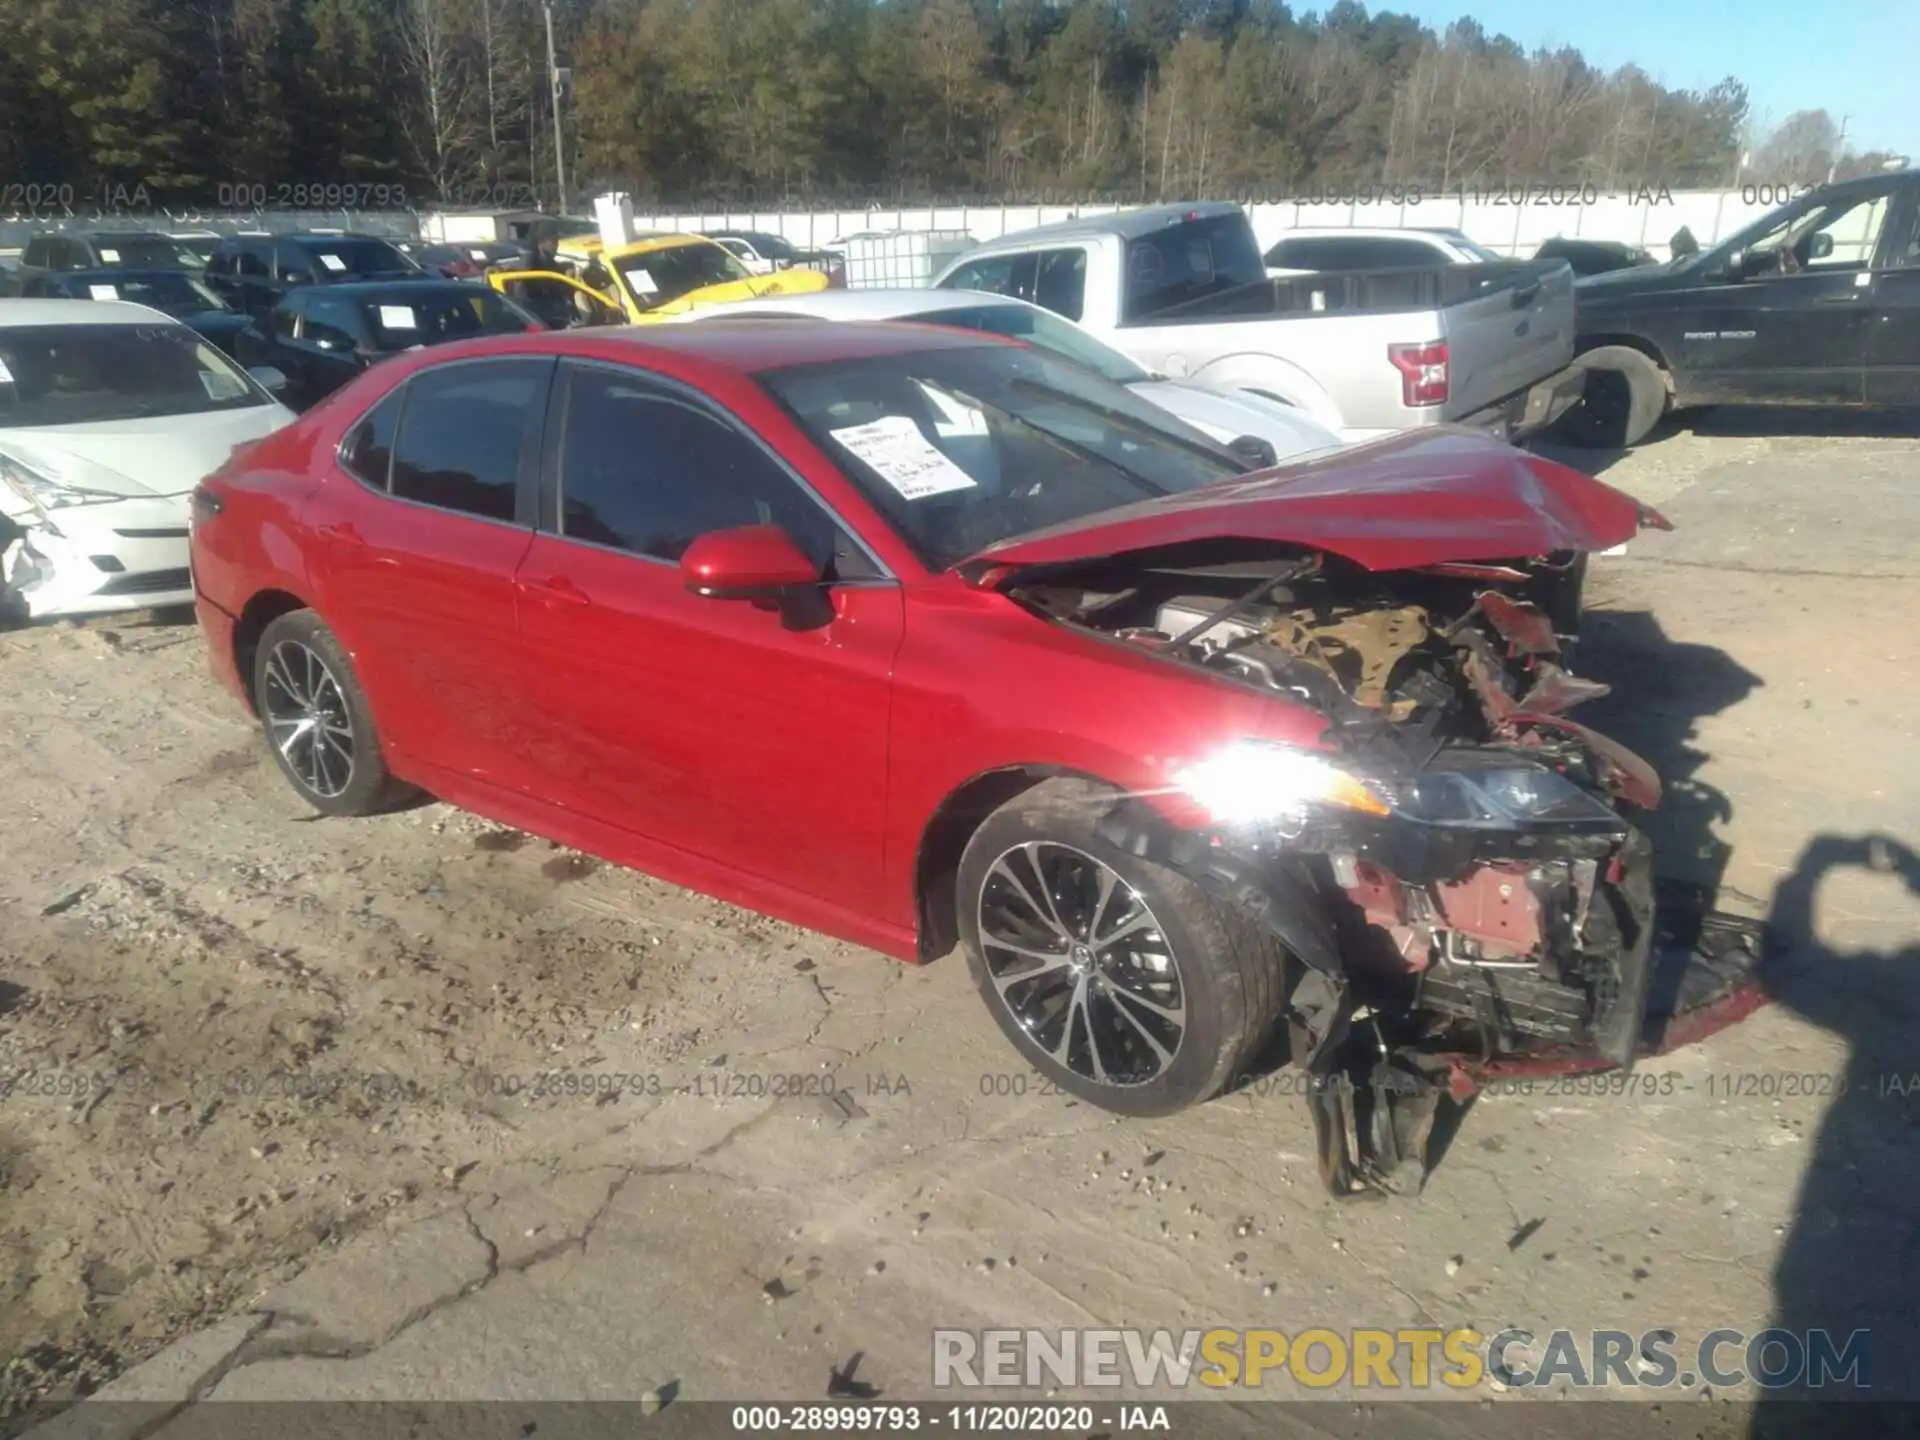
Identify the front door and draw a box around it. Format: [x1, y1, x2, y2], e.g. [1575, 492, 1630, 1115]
[511, 359, 902, 915]
[1681, 185, 1895, 405]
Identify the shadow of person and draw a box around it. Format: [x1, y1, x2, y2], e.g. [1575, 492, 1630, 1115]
[1573, 608, 1764, 906]
[1750, 834, 1920, 1435]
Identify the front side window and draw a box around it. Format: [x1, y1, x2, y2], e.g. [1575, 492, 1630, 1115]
[939, 253, 1037, 302]
[388, 360, 546, 522]
[558, 366, 836, 565]
[1726, 190, 1894, 277]
[0, 322, 272, 427]
[760, 342, 1241, 570]
[303, 296, 362, 351]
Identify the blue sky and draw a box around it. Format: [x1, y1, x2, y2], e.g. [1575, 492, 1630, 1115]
[1391, 0, 1917, 160]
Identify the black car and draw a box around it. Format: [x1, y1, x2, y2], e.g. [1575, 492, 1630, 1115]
[1559, 169, 1920, 447]
[1532, 237, 1656, 277]
[234, 279, 541, 409]
[205, 232, 422, 320]
[7, 231, 203, 293]
[12, 267, 252, 356]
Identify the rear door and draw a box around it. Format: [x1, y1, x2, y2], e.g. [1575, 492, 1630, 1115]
[1866, 188, 1920, 406]
[307, 357, 554, 790]
[1439, 260, 1577, 420]
[511, 359, 902, 914]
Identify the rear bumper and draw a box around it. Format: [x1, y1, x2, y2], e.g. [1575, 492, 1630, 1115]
[1460, 363, 1588, 441]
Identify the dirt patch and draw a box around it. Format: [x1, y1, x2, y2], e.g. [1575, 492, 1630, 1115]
[0, 616, 869, 1423]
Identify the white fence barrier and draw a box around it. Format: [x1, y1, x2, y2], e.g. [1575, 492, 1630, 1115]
[630, 188, 1803, 263]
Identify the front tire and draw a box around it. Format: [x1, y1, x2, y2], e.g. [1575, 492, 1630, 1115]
[252, 609, 411, 816]
[1555, 345, 1669, 448]
[957, 779, 1290, 1117]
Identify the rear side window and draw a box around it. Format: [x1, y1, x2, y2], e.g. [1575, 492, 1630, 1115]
[1031, 249, 1087, 320]
[1123, 214, 1266, 321]
[23, 238, 51, 267]
[237, 244, 272, 279]
[341, 389, 404, 489]
[388, 360, 547, 523]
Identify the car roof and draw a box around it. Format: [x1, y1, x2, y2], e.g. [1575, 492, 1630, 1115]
[691, 288, 1025, 323]
[981, 201, 1243, 248]
[423, 317, 1012, 375]
[0, 298, 184, 327]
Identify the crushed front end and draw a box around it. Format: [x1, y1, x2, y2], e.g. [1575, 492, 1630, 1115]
[1014, 543, 1666, 1196]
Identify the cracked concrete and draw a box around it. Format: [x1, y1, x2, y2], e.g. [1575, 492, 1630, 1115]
[7, 412, 1920, 1429]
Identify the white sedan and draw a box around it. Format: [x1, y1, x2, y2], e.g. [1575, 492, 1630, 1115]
[671, 288, 1346, 466]
[1, 299, 295, 621]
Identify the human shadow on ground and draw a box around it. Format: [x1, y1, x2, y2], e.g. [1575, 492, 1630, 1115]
[1747, 833, 1920, 1434]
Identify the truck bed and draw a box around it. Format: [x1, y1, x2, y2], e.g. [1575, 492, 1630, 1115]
[1128, 259, 1573, 325]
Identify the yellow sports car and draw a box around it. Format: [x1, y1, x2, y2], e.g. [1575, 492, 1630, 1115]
[488, 232, 828, 329]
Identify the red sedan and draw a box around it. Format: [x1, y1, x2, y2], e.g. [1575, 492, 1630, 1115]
[189, 321, 1671, 1194]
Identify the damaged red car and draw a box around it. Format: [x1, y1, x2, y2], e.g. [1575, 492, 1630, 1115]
[188, 322, 1675, 1194]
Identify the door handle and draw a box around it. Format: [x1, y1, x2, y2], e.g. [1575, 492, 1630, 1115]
[1818, 292, 1864, 304]
[523, 575, 591, 606]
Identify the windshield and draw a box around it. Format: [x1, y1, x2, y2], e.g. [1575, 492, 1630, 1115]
[304, 238, 419, 279]
[72, 271, 229, 314]
[612, 242, 750, 309]
[169, 237, 219, 265]
[362, 291, 537, 351]
[0, 322, 270, 427]
[1123, 214, 1268, 321]
[90, 236, 201, 268]
[908, 302, 1150, 385]
[761, 343, 1242, 569]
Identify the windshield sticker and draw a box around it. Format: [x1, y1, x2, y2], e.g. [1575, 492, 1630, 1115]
[200, 371, 249, 402]
[0, 358, 12, 384]
[470, 248, 489, 260]
[88, 284, 120, 301]
[377, 305, 418, 329]
[626, 268, 659, 295]
[99, 248, 121, 263]
[829, 415, 978, 500]
[317, 253, 348, 272]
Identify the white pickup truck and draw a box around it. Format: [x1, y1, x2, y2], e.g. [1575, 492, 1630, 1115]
[929, 202, 1587, 442]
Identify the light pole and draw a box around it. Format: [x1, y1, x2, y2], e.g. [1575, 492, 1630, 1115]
[543, 0, 568, 210]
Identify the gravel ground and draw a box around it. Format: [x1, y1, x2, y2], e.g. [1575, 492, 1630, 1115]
[3, 408, 1917, 1427]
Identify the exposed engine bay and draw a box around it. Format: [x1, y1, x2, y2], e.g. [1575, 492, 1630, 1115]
[1012, 543, 1665, 1196]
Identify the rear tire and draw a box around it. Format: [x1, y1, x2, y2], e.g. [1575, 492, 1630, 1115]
[252, 610, 412, 817]
[1556, 345, 1669, 448]
[957, 778, 1290, 1117]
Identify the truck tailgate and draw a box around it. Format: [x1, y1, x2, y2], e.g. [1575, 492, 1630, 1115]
[1439, 260, 1575, 419]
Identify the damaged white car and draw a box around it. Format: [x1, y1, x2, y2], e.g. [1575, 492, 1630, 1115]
[0, 300, 294, 623]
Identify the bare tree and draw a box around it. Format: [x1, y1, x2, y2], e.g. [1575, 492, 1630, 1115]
[396, 0, 481, 200]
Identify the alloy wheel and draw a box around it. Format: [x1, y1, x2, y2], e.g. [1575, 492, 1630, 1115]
[976, 841, 1186, 1086]
[261, 639, 356, 799]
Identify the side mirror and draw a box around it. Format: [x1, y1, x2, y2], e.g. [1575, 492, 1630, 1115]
[247, 365, 288, 394]
[681, 524, 822, 599]
[1807, 232, 1834, 261]
[1721, 248, 1748, 281]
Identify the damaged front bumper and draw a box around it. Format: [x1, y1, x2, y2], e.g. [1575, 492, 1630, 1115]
[0, 495, 194, 620]
[1095, 774, 1672, 1198]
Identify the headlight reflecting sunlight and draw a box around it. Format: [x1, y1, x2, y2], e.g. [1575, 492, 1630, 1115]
[1173, 742, 1391, 826]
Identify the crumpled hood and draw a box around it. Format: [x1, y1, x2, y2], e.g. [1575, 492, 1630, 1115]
[0, 404, 294, 500]
[964, 427, 1667, 577]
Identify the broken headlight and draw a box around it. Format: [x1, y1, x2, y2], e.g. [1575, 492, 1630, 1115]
[1175, 741, 1618, 832]
[1390, 751, 1621, 830]
[0, 452, 124, 512]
